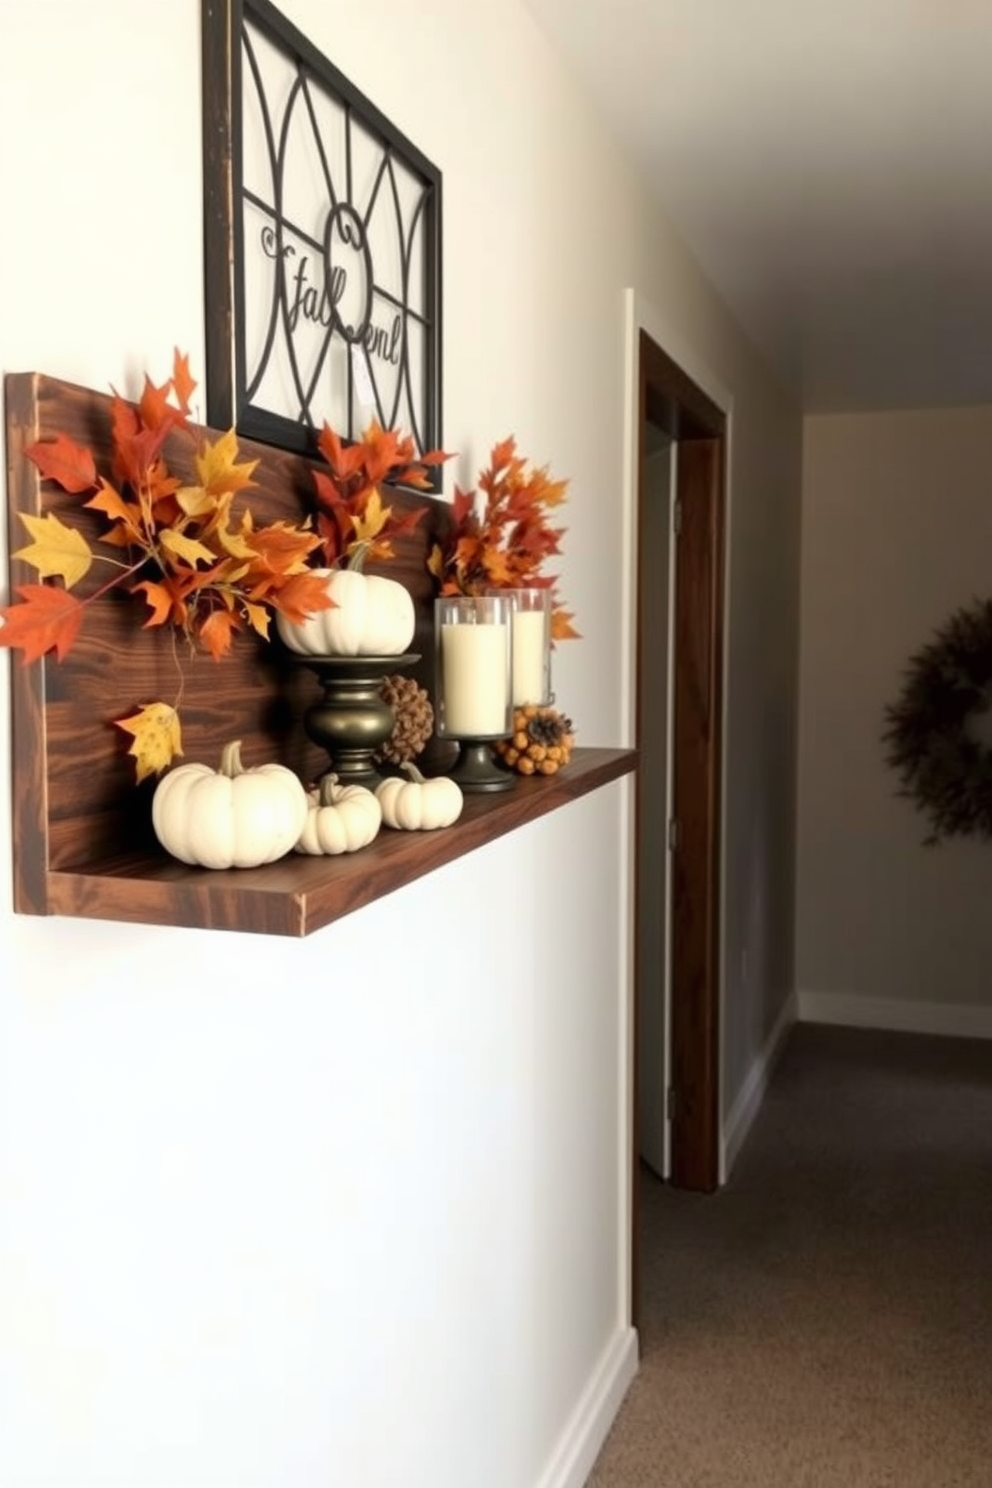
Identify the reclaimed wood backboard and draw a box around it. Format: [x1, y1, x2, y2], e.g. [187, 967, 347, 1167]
[4, 371, 448, 913]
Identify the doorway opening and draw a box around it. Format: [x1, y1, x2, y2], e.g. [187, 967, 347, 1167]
[632, 326, 727, 1318]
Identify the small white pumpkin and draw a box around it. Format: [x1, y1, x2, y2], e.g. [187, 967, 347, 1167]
[295, 773, 382, 856]
[375, 761, 464, 831]
[152, 739, 308, 869]
[276, 566, 415, 657]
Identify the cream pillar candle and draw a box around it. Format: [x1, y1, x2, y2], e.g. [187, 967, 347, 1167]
[511, 609, 548, 705]
[495, 588, 551, 706]
[435, 594, 513, 740]
[440, 622, 509, 735]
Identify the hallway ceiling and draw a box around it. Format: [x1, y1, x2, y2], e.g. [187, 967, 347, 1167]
[522, 0, 992, 412]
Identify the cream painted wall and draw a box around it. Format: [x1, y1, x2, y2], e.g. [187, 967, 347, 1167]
[0, 2, 801, 1484]
[797, 407, 992, 1028]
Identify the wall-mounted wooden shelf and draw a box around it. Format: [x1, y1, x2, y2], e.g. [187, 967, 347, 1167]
[5, 370, 635, 937]
[37, 747, 635, 937]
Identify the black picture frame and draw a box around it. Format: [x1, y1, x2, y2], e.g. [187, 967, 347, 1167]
[201, 0, 443, 486]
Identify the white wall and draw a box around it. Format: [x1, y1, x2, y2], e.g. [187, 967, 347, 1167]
[797, 405, 992, 1037]
[0, 2, 802, 1484]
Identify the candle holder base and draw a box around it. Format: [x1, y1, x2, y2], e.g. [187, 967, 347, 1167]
[447, 738, 516, 793]
[301, 654, 419, 788]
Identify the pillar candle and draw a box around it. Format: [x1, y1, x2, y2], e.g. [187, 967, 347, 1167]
[441, 622, 509, 735]
[511, 609, 549, 705]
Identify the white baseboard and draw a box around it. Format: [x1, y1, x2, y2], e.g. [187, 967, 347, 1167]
[534, 1325, 638, 1488]
[721, 991, 797, 1181]
[797, 990, 992, 1041]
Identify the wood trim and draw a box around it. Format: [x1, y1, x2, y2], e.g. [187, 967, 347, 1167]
[630, 384, 648, 1322]
[639, 330, 725, 441]
[634, 328, 726, 1206]
[670, 436, 724, 1191]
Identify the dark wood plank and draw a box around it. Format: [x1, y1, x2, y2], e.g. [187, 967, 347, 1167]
[44, 747, 636, 936]
[5, 372, 48, 915]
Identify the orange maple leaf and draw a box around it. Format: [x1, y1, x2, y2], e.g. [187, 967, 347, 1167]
[0, 584, 86, 662]
[452, 486, 477, 525]
[552, 607, 581, 642]
[482, 549, 516, 586]
[270, 571, 337, 625]
[171, 349, 197, 416]
[312, 416, 450, 566]
[131, 579, 179, 628]
[110, 409, 169, 492]
[85, 478, 145, 544]
[247, 521, 323, 575]
[137, 371, 190, 436]
[485, 436, 518, 481]
[24, 434, 98, 495]
[198, 608, 237, 659]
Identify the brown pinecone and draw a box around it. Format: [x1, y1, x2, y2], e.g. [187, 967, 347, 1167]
[374, 674, 434, 765]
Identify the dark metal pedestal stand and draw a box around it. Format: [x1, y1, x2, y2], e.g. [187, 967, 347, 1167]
[302, 654, 419, 787]
[446, 736, 516, 793]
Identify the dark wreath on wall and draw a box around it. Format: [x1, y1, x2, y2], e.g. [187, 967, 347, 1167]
[201, 0, 443, 486]
[882, 597, 992, 845]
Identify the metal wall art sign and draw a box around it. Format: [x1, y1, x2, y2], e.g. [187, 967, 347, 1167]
[202, 0, 443, 486]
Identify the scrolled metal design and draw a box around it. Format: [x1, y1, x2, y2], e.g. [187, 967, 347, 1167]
[206, 0, 442, 477]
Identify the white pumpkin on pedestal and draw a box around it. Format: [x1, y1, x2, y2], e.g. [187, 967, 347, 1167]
[276, 555, 415, 659]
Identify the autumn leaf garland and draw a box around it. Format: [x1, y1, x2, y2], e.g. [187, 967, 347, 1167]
[0, 350, 333, 780]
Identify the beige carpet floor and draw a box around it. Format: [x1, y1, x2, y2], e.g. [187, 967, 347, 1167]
[587, 1022, 992, 1487]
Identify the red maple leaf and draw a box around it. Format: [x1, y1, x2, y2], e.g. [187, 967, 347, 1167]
[0, 584, 86, 662]
[24, 435, 98, 495]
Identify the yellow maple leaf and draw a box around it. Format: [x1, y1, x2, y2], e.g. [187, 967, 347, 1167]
[214, 515, 257, 561]
[242, 600, 271, 638]
[218, 561, 251, 587]
[14, 511, 94, 589]
[349, 487, 392, 547]
[115, 702, 183, 782]
[196, 428, 258, 497]
[174, 483, 217, 518]
[159, 528, 216, 567]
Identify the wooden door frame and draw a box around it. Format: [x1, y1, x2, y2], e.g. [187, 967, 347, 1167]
[627, 306, 728, 1320]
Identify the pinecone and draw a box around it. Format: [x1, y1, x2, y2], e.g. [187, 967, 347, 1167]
[494, 704, 575, 776]
[374, 674, 434, 766]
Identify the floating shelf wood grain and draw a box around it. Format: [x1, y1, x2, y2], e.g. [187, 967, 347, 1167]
[38, 747, 634, 937]
[4, 370, 635, 938]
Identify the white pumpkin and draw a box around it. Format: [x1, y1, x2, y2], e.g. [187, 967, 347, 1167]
[375, 761, 464, 831]
[152, 739, 308, 869]
[295, 773, 382, 856]
[276, 566, 415, 657]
